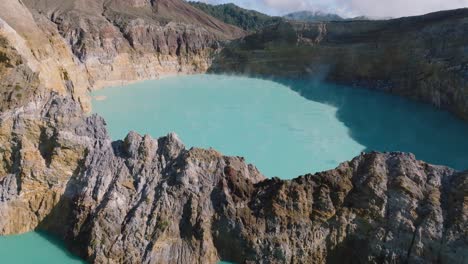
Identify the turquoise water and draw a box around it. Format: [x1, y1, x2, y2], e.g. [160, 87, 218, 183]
[93, 75, 364, 178]
[3, 74, 468, 264]
[0, 232, 84, 264]
[92, 74, 468, 178]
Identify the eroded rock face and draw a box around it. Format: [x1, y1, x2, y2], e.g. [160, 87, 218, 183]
[52, 145, 466, 264]
[0, 93, 100, 233]
[20, 0, 244, 89]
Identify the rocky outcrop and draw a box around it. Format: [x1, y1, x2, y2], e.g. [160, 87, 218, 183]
[0, 93, 99, 233]
[0, 93, 465, 263]
[0, 32, 41, 112]
[48, 141, 467, 263]
[211, 9, 468, 121]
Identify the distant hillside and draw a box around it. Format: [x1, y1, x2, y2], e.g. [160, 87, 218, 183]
[188, 2, 282, 31]
[283, 11, 378, 22]
[284, 11, 345, 22]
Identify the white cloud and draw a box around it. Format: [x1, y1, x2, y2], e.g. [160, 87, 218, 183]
[200, 0, 468, 18]
[337, 0, 468, 17]
[260, 0, 327, 12]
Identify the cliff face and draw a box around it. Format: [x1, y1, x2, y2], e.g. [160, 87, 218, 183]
[0, 0, 90, 110]
[0, 93, 465, 263]
[0, 93, 92, 233]
[0, 0, 244, 111]
[22, 0, 244, 89]
[211, 9, 468, 121]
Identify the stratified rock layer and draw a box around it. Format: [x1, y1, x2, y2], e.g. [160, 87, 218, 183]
[22, 0, 244, 90]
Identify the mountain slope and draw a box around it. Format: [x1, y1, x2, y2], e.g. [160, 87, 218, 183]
[23, 0, 244, 40]
[284, 10, 345, 22]
[283, 10, 378, 22]
[188, 1, 282, 31]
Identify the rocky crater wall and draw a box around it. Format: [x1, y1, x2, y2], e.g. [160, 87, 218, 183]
[0, 0, 244, 112]
[211, 9, 468, 121]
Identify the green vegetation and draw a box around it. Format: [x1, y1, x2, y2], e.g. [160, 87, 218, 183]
[0, 36, 8, 47]
[0, 51, 8, 63]
[62, 70, 70, 81]
[0, 51, 12, 67]
[156, 219, 170, 231]
[283, 11, 371, 22]
[188, 2, 282, 31]
[283, 11, 344, 22]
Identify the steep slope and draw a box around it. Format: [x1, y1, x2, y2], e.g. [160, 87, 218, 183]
[23, 0, 244, 40]
[188, 2, 282, 31]
[21, 0, 245, 89]
[0, 0, 91, 110]
[0, 0, 235, 236]
[211, 8, 468, 121]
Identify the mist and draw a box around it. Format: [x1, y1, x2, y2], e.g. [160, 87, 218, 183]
[200, 0, 468, 18]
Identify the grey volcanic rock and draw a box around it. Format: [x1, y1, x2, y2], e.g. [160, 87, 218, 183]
[44, 128, 266, 263]
[0, 92, 104, 233]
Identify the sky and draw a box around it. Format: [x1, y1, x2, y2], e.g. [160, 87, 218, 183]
[199, 0, 468, 18]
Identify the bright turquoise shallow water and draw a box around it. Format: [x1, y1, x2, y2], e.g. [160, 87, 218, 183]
[92, 74, 468, 178]
[0, 232, 84, 264]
